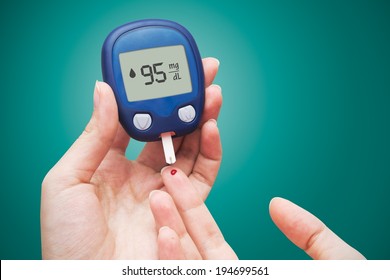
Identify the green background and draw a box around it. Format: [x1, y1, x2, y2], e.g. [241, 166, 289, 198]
[1, 0, 389, 259]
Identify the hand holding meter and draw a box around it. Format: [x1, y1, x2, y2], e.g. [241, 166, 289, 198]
[102, 19, 205, 164]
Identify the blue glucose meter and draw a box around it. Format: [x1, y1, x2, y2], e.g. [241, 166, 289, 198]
[101, 19, 205, 150]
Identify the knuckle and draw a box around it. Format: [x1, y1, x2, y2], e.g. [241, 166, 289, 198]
[305, 223, 326, 253]
[192, 170, 213, 188]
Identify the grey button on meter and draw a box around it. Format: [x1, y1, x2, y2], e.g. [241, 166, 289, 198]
[133, 113, 152, 130]
[178, 105, 196, 123]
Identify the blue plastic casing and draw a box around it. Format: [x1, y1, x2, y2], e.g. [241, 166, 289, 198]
[101, 19, 205, 142]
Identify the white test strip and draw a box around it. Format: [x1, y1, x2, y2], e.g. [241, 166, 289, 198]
[161, 132, 176, 164]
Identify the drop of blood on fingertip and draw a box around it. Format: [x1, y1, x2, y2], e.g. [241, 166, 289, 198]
[170, 169, 177, 175]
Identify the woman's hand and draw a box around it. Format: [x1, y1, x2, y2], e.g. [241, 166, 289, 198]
[41, 58, 223, 259]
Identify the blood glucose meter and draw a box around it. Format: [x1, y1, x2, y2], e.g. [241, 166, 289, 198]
[102, 19, 205, 164]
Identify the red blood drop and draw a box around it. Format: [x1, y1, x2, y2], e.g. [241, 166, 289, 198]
[170, 169, 177, 175]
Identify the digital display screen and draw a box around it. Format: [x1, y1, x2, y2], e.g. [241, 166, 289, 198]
[119, 45, 192, 102]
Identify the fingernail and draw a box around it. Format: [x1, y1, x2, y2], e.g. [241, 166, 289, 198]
[160, 166, 169, 174]
[170, 169, 177, 175]
[94, 80, 100, 108]
[159, 226, 171, 234]
[210, 84, 222, 92]
[209, 57, 220, 67]
[149, 190, 158, 200]
[208, 119, 217, 126]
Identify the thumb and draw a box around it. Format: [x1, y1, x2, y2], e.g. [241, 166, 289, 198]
[46, 81, 118, 186]
[269, 197, 365, 260]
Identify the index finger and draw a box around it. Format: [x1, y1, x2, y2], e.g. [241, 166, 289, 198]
[161, 167, 237, 260]
[269, 197, 366, 260]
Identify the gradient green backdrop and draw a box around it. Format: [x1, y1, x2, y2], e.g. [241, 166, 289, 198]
[1, 0, 389, 259]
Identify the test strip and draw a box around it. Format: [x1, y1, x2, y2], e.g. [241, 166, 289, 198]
[161, 132, 176, 164]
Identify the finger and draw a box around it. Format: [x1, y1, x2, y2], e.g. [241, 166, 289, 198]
[170, 129, 200, 177]
[161, 167, 237, 260]
[149, 190, 201, 259]
[203, 57, 220, 88]
[158, 226, 186, 260]
[110, 123, 130, 154]
[174, 119, 221, 200]
[200, 84, 223, 126]
[269, 197, 366, 260]
[188, 119, 221, 200]
[45, 81, 118, 186]
[173, 84, 222, 175]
